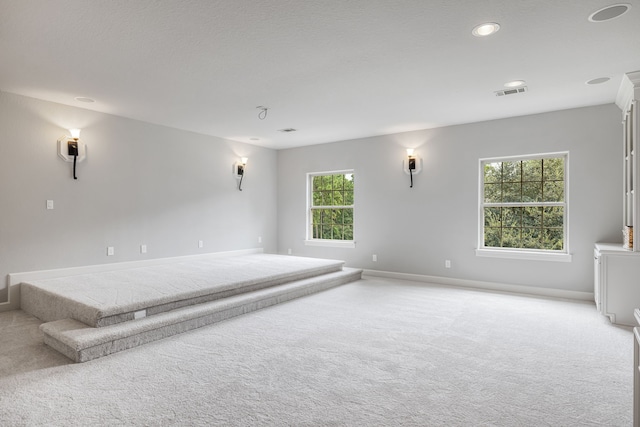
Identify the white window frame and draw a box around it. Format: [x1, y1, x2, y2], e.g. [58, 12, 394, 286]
[305, 169, 356, 249]
[476, 152, 571, 262]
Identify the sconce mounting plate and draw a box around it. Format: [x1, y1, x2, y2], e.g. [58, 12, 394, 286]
[57, 136, 86, 162]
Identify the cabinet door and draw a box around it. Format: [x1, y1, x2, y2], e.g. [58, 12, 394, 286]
[603, 254, 640, 325]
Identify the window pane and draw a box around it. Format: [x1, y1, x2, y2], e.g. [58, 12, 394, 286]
[484, 183, 501, 203]
[543, 228, 563, 250]
[322, 209, 332, 225]
[502, 207, 522, 227]
[332, 225, 343, 240]
[312, 209, 321, 224]
[321, 225, 332, 240]
[312, 191, 322, 206]
[484, 162, 502, 183]
[502, 228, 521, 248]
[522, 228, 542, 249]
[522, 159, 542, 182]
[344, 191, 354, 205]
[329, 175, 338, 190]
[484, 227, 501, 247]
[543, 181, 564, 202]
[523, 207, 542, 227]
[313, 224, 320, 239]
[344, 209, 353, 225]
[502, 182, 521, 202]
[502, 161, 521, 183]
[543, 207, 563, 228]
[332, 209, 344, 224]
[343, 225, 353, 240]
[484, 207, 501, 227]
[312, 176, 323, 191]
[522, 182, 542, 202]
[333, 191, 344, 206]
[344, 174, 354, 190]
[543, 158, 564, 181]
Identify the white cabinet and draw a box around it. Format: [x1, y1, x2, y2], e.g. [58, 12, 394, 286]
[595, 243, 640, 325]
[595, 72, 640, 326]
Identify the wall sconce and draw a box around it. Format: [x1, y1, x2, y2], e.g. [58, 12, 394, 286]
[57, 128, 86, 180]
[403, 148, 422, 188]
[234, 157, 248, 191]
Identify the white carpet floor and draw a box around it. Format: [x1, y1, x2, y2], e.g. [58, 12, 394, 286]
[0, 276, 632, 426]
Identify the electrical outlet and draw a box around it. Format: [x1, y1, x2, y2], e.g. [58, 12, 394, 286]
[198, 240, 204, 248]
[445, 260, 451, 268]
[372, 254, 377, 262]
[46, 200, 54, 210]
[140, 244, 147, 254]
[287, 248, 292, 255]
[258, 236, 262, 243]
[107, 246, 115, 256]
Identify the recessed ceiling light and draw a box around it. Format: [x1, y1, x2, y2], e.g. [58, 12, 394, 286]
[74, 96, 95, 103]
[472, 22, 500, 37]
[588, 4, 631, 22]
[278, 128, 297, 133]
[504, 80, 526, 88]
[249, 137, 260, 141]
[586, 77, 611, 85]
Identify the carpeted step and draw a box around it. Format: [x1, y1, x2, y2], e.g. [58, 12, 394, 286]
[22, 254, 344, 327]
[40, 268, 362, 363]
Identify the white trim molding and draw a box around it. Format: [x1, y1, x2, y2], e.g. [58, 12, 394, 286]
[616, 70, 640, 113]
[362, 269, 592, 301]
[304, 239, 356, 248]
[475, 248, 572, 262]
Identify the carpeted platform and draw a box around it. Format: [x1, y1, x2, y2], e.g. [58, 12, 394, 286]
[21, 253, 345, 327]
[19, 253, 361, 362]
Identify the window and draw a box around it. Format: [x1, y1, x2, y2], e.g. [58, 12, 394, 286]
[477, 152, 571, 262]
[306, 170, 355, 248]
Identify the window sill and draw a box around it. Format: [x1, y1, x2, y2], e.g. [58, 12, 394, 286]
[304, 239, 356, 249]
[475, 248, 572, 262]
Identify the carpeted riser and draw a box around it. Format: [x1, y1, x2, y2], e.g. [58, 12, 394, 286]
[20, 284, 84, 325]
[96, 264, 343, 327]
[43, 270, 362, 363]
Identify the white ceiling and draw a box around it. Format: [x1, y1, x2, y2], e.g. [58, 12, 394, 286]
[1, 0, 639, 149]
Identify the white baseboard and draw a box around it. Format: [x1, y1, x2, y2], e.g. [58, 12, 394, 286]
[0, 248, 264, 313]
[362, 269, 595, 302]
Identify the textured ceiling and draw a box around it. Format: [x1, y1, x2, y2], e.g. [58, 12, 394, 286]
[1, 0, 639, 149]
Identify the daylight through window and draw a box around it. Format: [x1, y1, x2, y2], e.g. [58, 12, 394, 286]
[308, 171, 354, 242]
[480, 153, 567, 253]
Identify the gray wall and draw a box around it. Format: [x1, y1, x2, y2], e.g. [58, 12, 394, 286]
[277, 104, 622, 294]
[0, 92, 278, 302]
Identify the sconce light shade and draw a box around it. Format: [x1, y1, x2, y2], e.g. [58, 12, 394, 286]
[241, 157, 248, 165]
[406, 148, 415, 156]
[69, 128, 81, 139]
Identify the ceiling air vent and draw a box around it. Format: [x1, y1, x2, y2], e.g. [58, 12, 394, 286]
[495, 86, 528, 97]
[278, 128, 297, 133]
